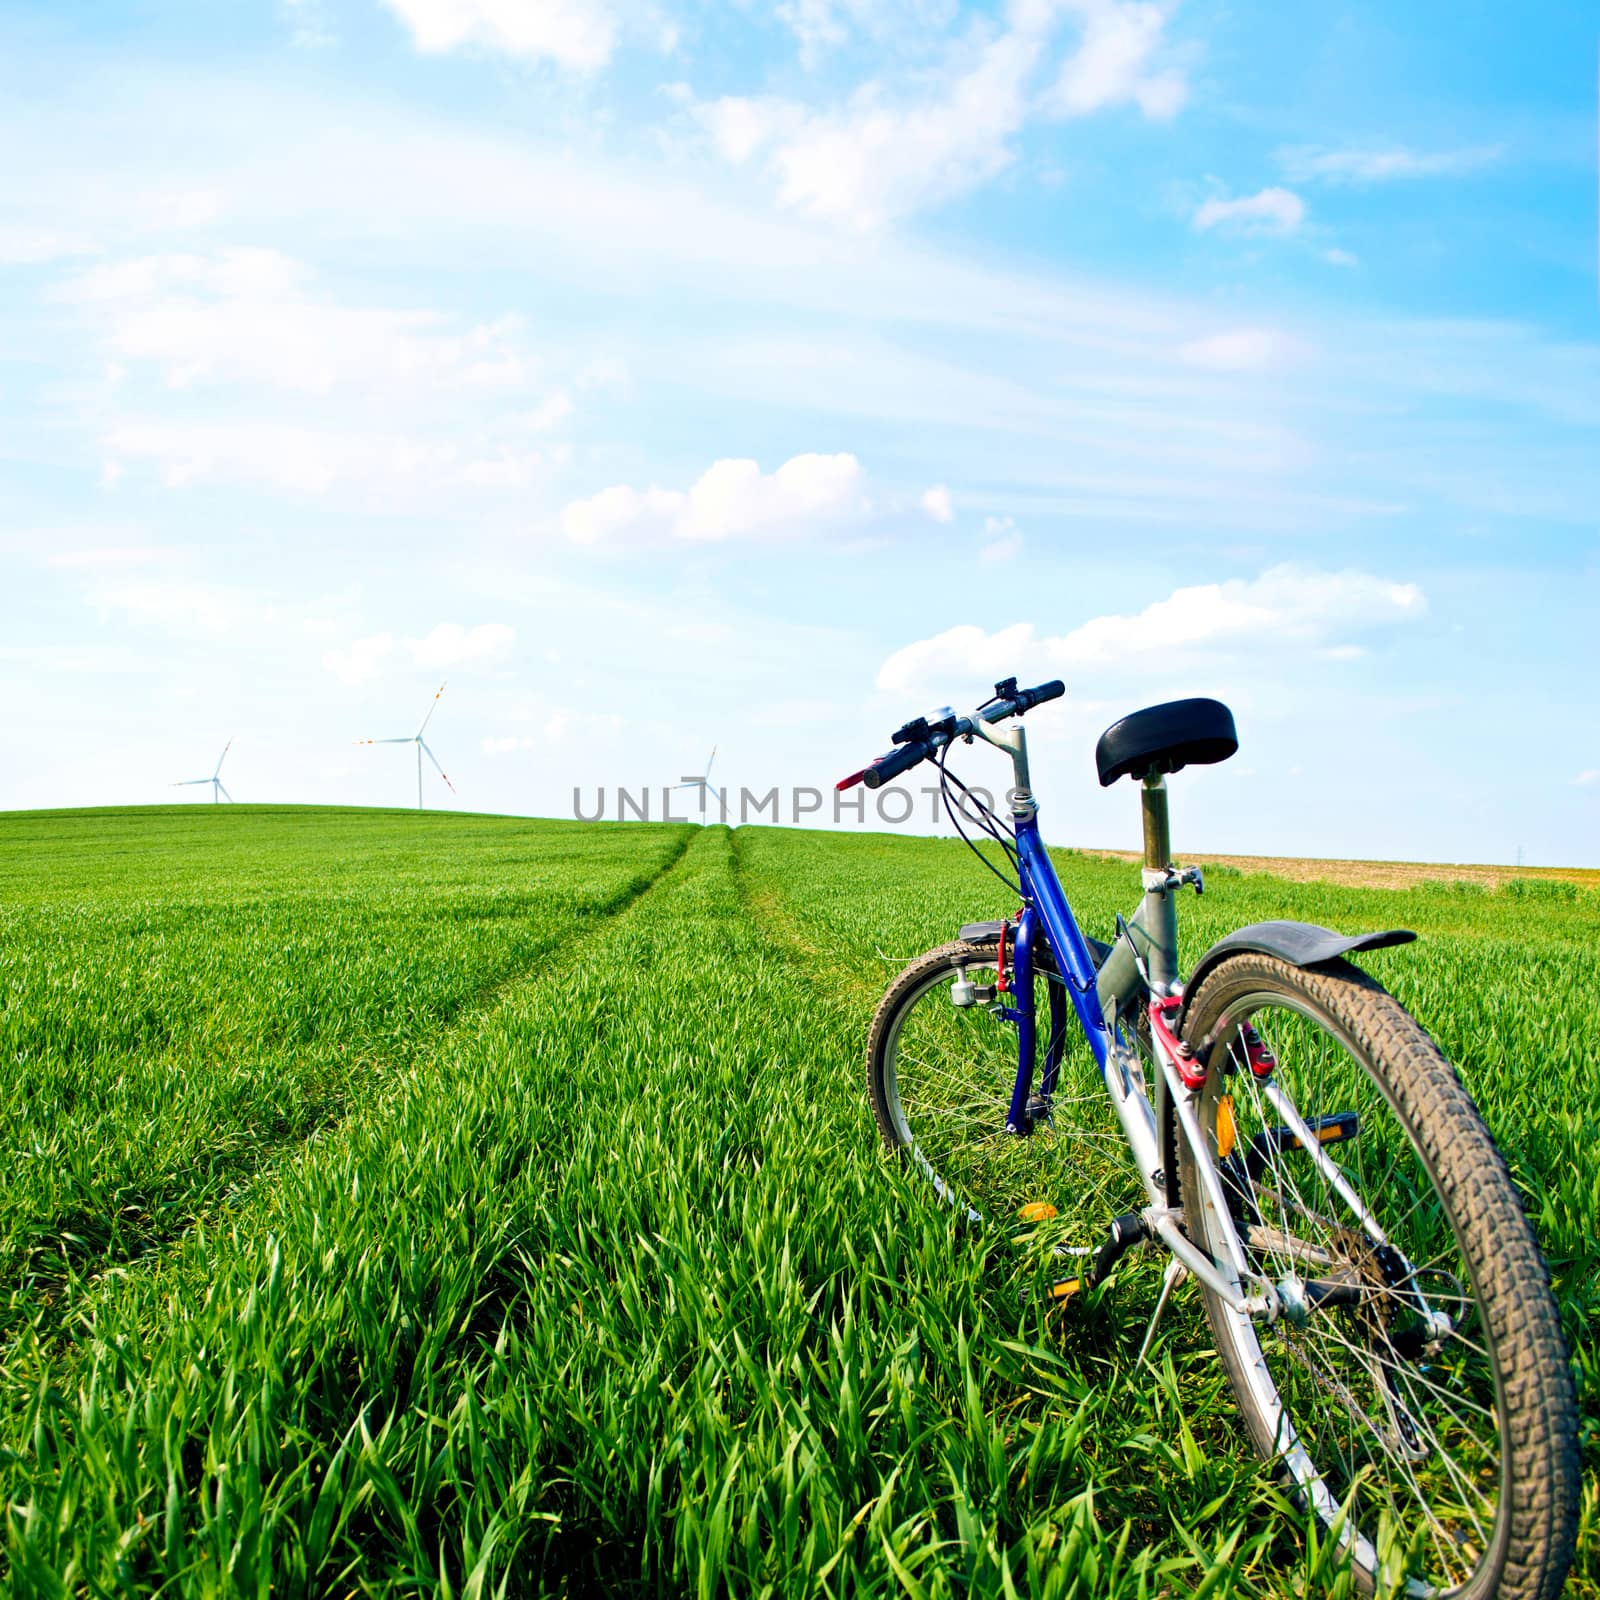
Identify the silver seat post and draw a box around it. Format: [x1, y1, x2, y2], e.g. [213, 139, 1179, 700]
[1140, 775, 1179, 993]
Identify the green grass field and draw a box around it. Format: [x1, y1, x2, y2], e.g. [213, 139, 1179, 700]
[0, 806, 1594, 1596]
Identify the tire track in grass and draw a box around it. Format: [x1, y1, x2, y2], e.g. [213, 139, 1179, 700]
[6, 827, 1283, 1599]
[3, 827, 747, 1592]
[0, 825, 695, 1357]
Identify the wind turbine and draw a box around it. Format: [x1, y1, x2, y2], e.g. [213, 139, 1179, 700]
[674, 746, 723, 817]
[172, 740, 233, 803]
[357, 683, 457, 811]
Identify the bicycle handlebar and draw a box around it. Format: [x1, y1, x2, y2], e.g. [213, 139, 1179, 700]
[836, 676, 1064, 790]
[980, 677, 1064, 723]
[862, 741, 928, 789]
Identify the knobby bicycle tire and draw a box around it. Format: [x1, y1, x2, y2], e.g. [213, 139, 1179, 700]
[1177, 951, 1578, 1599]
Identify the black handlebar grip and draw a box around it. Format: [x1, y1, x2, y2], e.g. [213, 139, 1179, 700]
[862, 741, 927, 788]
[1018, 679, 1065, 711]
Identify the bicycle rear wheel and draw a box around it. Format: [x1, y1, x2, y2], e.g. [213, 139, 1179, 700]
[866, 940, 1132, 1228]
[1178, 952, 1577, 1599]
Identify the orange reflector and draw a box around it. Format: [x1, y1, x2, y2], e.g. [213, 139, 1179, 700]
[1216, 1095, 1237, 1160]
[1047, 1278, 1081, 1301]
[1017, 1201, 1058, 1223]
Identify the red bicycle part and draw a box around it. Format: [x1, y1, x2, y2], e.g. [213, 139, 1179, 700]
[1150, 993, 1207, 1089]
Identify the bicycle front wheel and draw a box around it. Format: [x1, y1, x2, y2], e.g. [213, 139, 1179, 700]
[866, 940, 1132, 1228]
[1178, 951, 1577, 1599]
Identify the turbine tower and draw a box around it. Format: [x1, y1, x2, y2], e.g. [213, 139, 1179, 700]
[172, 740, 233, 803]
[358, 683, 457, 811]
[674, 746, 722, 816]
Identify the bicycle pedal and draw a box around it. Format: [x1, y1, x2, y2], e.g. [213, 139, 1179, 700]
[1018, 1275, 1083, 1311]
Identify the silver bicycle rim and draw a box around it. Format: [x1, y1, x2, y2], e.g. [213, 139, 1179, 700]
[1191, 988, 1506, 1597]
[880, 957, 1133, 1230]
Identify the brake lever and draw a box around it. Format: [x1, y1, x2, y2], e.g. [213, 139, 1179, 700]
[975, 677, 1018, 720]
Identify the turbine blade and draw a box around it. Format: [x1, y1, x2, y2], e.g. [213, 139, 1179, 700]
[420, 740, 457, 793]
[417, 681, 447, 738]
[214, 738, 232, 777]
[704, 746, 716, 780]
[705, 784, 724, 805]
[172, 778, 208, 786]
[217, 781, 233, 802]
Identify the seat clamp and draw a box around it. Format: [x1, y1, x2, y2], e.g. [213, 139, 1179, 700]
[1142, 865, 1205, 896]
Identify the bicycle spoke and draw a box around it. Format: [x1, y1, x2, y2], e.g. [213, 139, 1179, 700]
[1192, 987, 1507, 1595]
[880, 957, 1136, 1224]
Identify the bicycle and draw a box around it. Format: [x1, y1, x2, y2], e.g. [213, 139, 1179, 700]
[839, 678, 1578, 1599]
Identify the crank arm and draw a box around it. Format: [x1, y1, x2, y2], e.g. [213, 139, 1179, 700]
[1142, 1206, 1278, 1318]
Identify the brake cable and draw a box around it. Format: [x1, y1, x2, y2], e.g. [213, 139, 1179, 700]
[937, 741, 1022, 897]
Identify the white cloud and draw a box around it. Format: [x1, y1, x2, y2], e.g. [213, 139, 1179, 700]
[769, 34, 1039, 229]
[104, 420, 560, 498]
[324, 621, 513, 684]
[562, 452, 866, 543]
[483, 733, 534, 753]
[1194, 186, 1306, 235]
[695, 96, 808, 166]
[378, 0, 614, 70]
[46, 545, 170, 569]
[769, 0, 960, 66]
[877, 565, 1425, 691]
[281, 0, 336, 48]
[107, 421, 340, 492]
[522, 390, 574, 431]
[0, 224, 96, 265]
[1576, 770, 1599, 788]
[324, 632, 396, 685]
[1045, 0, 1186, 120]
[562, 484, 681, 544]
[1323, 247, 1359, 267]
[408, 621, 515, 667]
[94, 579, 248, 635]
[979, 514, 1022, 562]
[69, 250, 561, 499]
[161, 191, 224, 229]
[879, 620, 1036, 691]
[1278, 144, 1502, 185]
[776, 0, 851, 64]
[61, 249, 532, 395]
[694, 0, 1185, 230]
[921, 484, 955, 522]
[1178, 328, 1298, 372]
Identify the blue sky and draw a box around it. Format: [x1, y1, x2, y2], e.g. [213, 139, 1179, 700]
[2, 0, 1596, 865]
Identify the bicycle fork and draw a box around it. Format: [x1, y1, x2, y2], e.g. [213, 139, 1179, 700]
[997, 910, 1070, 1135]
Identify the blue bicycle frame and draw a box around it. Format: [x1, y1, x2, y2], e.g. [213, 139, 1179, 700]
[966, 714, 1172, 1209]
[1002, 815, 1110, 1133]
[851, 699, 1301, 1319]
